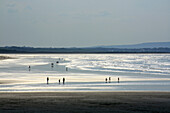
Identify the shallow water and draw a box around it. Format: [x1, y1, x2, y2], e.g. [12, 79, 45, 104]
[0, 54, 170, 92]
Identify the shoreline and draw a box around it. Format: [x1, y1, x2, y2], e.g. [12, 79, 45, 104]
[1, 90, 170, 93]
[0, 56, 14, 60]
[1, 91, 170, 94]
[0, 91, 170, 113]
[1, 52, 170, 54]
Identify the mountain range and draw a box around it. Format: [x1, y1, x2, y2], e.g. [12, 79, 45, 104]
[0, 42, 170, 53]
[94, 42, 170, 48]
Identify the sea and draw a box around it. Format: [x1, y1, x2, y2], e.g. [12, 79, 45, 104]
[0, 54, 170, 92]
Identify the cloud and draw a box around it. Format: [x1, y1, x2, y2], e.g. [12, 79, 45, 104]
[57, 11, 112, 20]
[98, 11, 111, 17]
[6, 1, 18, 13]
[7, 8, 18, 13]
[25, 6, 32, 11]
[6, 1, 32, 14]
[7, 2, 16, 8]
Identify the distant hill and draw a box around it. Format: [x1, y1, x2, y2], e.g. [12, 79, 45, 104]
[0, 42, 170, 53]
[95, 42, 170, 49]
[0, 46, 170, 53]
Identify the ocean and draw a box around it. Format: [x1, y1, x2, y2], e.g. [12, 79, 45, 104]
[0, 54, 170, 92]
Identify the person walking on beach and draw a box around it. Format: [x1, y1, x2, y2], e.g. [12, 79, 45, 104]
[105, 78, 108, 83]
[109, 77, 111, 83]
[28, 66, 31, 71]
[63, 78, 65, 84]
[118, 77, 120, 83]
[47, 77, 49, 84]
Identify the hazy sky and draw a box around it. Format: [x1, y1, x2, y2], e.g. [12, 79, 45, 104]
[0, 0, 170, 47]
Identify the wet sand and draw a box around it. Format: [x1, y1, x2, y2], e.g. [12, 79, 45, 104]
[0, 56, 14, 60]
[0, 92, 170, 113]
[0, 80, 19, 84]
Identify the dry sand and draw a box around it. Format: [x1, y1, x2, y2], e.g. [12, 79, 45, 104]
[0, 92, 170, 113]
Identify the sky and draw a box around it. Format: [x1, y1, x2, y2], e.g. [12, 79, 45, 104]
[0, 0, 170, 47]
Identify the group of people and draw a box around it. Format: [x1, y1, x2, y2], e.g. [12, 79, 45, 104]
[47, 77, 66, 84]
[28, 57, 69, 72]
[29, 58, 120, 85]
[105, 77, 120, 83]
[28, 59, 68, 85]
[51, 62, 69, 71]
[51, 61, 59, 68]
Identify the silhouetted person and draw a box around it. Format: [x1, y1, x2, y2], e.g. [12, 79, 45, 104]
[56, 61, 59, 64]
[47, 77, 49, 84]
[63, 78, 65, 84]
[59, 79, 60, 84]
[109, 77, 111, 83]
[51, 63, 54, 67]
[118, 77, 120, 83]
[51, 63, 54, 68]
[105, 78, 108, 83]
[66, 67, 68, 71]
[28, 66, 31, 71]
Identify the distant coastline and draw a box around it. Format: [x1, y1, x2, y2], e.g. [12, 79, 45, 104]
[1, 42, 170, 53]
[0, 46, 170, 53]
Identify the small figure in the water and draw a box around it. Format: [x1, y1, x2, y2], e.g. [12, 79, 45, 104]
[51, 63, 54, 68]
[63, 78, 65, 84]
[28, 66, 31, 71]
[118, 77, 120, 83]
[56, 61, 59, 64]
[59, 79, 60, 84]
[47, 77, 49, 84]
[66, 67, 68, 71]
[109, 77, 111, 83]
[105, 78, 108, 83]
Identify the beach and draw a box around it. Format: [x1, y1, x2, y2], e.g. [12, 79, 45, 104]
[0, 92, 170, 113]
[1, 0, 170, 112]
[0, 54, 170, 92]
[0, 54, 170, 112]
